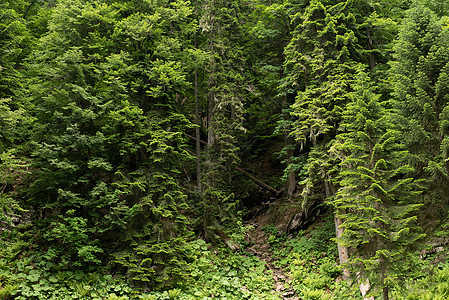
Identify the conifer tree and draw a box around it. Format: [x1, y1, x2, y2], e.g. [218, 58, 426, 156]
[199, 0, 248, 158]
[282, 1, 366, 271]
[192, 0, 251, 237]
[25, 0, 197, 286]
[283, 0, 408, 199]
[283, 0, 366, 198]
[251, 0, 306, 198]
[0, 1, 30, 100]
[282, 1, 413, 280]
[0, 1, 34, 232]
[332, 72, 425, 300]
[390, 4, 449, 203]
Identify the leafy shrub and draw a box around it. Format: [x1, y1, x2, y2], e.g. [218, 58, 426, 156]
[391, 264, 449, 299]
[42, 211, 104, 267]
[301, 288, 332, 300]
[113, 235, 195, 289]
[318, 257, 342, 278]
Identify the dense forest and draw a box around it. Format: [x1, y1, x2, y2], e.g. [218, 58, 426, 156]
[1, 0, 449, 299]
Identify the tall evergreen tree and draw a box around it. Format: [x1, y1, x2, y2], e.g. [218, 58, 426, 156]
[191, 0, 251, 238]
[282, 1, 363, 267]
[0, 1, 31, 100]
[25, 0, 197, 286]
[390, 4, 449, 203]
[251, 0, 306, 198]
[283, 0, 419, 284]
[332, 72, 425, 300]
[0, 0, 35, 233]
[284, 0, 365, 199]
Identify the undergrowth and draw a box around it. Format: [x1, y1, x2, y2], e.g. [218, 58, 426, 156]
[262, 213, 362, 299]
[2, 213, 449, 299]
[261, 212, 449, 300]
[1, 225, 279, 300]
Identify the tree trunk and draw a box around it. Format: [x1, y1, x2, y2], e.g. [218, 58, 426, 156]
[287, 148, 296, 199]
[23, 0, 37, 19]
[366, 26, 375, 71]
[282, 95, 296, 199]
[194, 67, 201, 191]
[207, 93, 214, 147]
[334, 214, 350, 280]
[325, 177, 350, 281]
[383, 286, 389, 300]
[235, 166, 281, 195]
[185, 134, 280, 195]
[193, 13, 202, 191]
[325, 178, 350, 281]
[381, 269, 389, 300]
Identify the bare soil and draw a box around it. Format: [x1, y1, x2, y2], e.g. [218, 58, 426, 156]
[245, 201, 300, 299]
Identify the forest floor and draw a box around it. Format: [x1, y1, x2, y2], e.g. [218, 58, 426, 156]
[244, 202, 299, 300]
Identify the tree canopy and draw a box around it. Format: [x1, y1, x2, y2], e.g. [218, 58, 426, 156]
[1, 0, 449, 299]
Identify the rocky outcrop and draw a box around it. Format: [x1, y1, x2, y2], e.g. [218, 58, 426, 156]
[286, 202, 327, 234]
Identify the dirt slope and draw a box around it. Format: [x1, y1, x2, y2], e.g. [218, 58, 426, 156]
[245, 202, 299, 299]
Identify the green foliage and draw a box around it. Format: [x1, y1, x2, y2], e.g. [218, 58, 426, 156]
[283, 0, 375, 201]
[0, 1, 32, 100]
[0, 235, 128, 299]
[113, 235, 195, 289]
[0, 149, 29, 228]
[390, 264, 449, 299]
[390, 4, 449, 201]
[176, 239, 278, 299]
[21, 0, 197, 285]
[0, 5, 34, 226]
[10, 270, 133, 300]
[43, 211, 103, 266]
[274, 214, 337, 263]
[263, 214, 362, 299]
[2, 0, 449, 299]
[198, 0, 249, 155]
[332, 71, 425, 297]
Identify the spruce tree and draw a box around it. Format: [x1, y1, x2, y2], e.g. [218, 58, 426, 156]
[282, 1, 415, 282]
[251, 0, 306, 198]
[332, 72, 425, 300]
[192, 0, 251, 238]
[0, 0, 34, 232]
[0, 1, 30, 100]
[283, 0, 367, 199]
[282, 1, 375, 278]
[25, 0, 197, 286]
[283, 0, 408, 200]
[390, 4, 449, 203]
